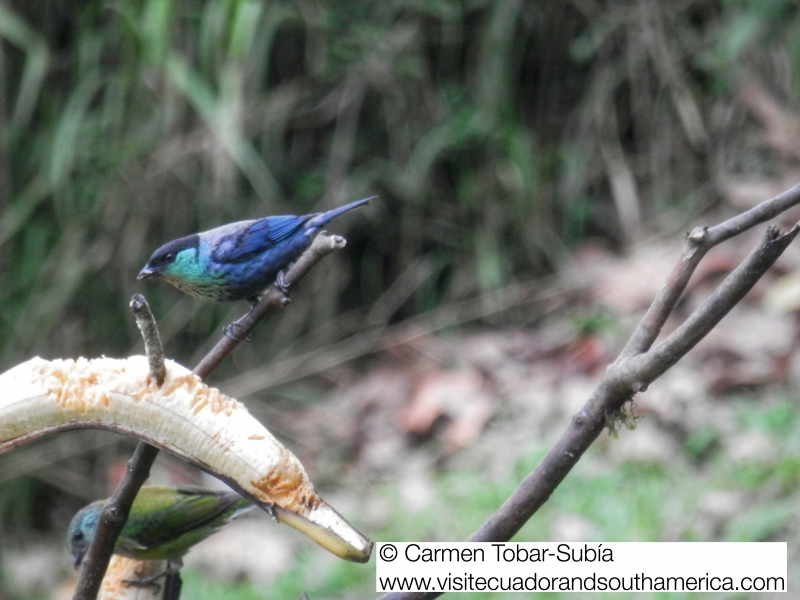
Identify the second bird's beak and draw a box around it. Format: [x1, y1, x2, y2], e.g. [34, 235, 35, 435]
[72, 549, 86, 569]
[137, 267, 154, 280]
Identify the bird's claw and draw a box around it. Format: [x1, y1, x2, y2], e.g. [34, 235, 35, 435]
[123, 562, 181, 593]
[122, 578, 162, 594]
[223, 322, 251, 342]
[275, 270, 291, 295]
[123, 571, 164, 594]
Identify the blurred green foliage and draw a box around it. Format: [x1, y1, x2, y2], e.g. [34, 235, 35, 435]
[0, 0, 796, 369]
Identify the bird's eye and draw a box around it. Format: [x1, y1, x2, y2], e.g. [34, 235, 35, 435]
[165, 252, 175, 263]
[73, 530, 84, 542]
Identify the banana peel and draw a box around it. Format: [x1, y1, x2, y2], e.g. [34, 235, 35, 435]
[0, 356, 372, 563]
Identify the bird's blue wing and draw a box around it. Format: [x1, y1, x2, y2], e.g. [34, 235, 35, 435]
[211, 215, 310, 263]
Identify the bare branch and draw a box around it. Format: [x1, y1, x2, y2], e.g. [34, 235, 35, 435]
[71, 443, 160, 600]
[379, 185, 800, 600]
[618, 226, 709, 358]
[706, 182, 800, 244]
[631, 224, 800, 384]
[73, 295, 169, 599]
[130, 294, 166, 386]
[465, 225, 799, 546]
[73, 232, 348, 600]
[620, 182, 800, 357]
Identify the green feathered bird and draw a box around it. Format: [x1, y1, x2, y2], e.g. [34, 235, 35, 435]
[67, 485, 254, 571]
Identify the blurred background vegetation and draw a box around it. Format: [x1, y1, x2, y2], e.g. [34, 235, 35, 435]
[1, 0, 799, 598]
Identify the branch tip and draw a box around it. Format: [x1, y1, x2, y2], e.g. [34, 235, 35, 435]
[687, 226, 707, 244]
[129, 294, 166, 387]
[129, 294, 146, 313]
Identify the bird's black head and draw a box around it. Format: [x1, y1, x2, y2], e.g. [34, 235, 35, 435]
[138, 234, 200, 280]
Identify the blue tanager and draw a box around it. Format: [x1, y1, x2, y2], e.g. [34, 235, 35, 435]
[137, 197, 373, 306]
[67, 485, 253, 584]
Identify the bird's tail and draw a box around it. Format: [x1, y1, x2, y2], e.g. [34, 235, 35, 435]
[307, 196, 374, 227]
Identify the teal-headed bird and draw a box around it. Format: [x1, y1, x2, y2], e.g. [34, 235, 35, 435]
[67, 485, 254, 574]
[137, 197, 373, 306]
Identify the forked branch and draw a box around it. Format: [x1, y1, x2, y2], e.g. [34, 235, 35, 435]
[380, 183, 800, 600]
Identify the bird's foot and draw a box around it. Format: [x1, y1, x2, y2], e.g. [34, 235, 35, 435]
[122, 577, 162, 595]
[223, 320, 251, 342]
[275, 270, 291, 295]
[123, 562, 181, 594]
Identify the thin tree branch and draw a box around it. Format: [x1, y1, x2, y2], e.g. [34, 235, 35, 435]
[706, 181, 800, 244]
[620, 182, 800, 358]
[379, 184, 800, 600]
[131, 294, 166, 386]
[72, 232, 348, 600]
[72, 295, 166, 600]
[469, 225, 798, 544]
[71, 444, 161, 600]
[618, 226, 709, 358]
[631, 224, 800, 384]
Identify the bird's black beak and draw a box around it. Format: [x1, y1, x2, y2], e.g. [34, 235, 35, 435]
[72, 549, 85, 569]
[137, 267, 154, 280]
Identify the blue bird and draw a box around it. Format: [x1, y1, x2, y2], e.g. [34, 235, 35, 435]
[138, 197, 372, 306]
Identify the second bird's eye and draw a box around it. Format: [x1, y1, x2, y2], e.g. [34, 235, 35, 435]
[73, 530, 84, 541]
[165, 252, 175, 263]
